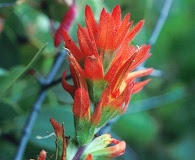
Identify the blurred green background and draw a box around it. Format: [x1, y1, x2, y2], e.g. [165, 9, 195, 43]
[0, 0, 194, 159]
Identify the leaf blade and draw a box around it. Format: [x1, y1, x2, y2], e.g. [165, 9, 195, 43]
[0, 43, 47, 97]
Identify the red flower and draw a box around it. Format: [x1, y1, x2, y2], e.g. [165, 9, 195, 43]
[61, 3, 153, 144]
[62, 5, 153, 105]
[62, 5, 153, 128]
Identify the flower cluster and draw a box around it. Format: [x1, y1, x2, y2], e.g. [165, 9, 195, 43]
[38, 4, 153, 160]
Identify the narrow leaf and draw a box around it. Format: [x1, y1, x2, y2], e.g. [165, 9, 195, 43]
[0, 44, 47, 97]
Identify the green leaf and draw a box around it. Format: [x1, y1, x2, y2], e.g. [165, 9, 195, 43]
[0, 44, 47, 97]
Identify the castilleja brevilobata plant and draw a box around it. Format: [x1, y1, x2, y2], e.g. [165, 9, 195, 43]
[37, 4, 153, 160]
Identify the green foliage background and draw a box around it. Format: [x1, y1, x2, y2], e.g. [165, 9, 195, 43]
[0, 0, 194, 159]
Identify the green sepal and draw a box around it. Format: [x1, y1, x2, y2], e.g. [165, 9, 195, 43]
[82, 134, 112, 159]
[97, 106, 120, 128]
[86, 79, 108, 103]
[74, 117, 96, 146]
[54, 136, 64, 160]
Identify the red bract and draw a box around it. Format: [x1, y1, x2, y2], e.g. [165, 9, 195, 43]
[73, 88, 90, 120]
[54, 3, 76, 47]
[108, 139, 126, 158]
[62, 4, 153, 104]
[85, 154, 93, 160]
[50, 118, 67, 160]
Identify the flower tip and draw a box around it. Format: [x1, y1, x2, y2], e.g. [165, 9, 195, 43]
[73, 88, 90, 119]
[77, 24, 83, 31]
[61, 71, 75, 96]
[136, 20, 145, 31]
[50, 118, 63, 137]
[110, 141, 126, 158]
[140, 19, 145, 25]
[147, 68, 154, 74]
[85, 4, 91, 10]
[37, 150, 47, 160]
[112, 4, 121, 12]
[145, 78, 151, 84]
[85, 154, 93, 160]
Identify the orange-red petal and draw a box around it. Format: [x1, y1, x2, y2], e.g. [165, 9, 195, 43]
[90, 100, 102, 125]
[111, 5, 121, 28]
[78, 25, 93, 57]
[104, 45, 136, 83]
[128, 45, 151, 71]
[126, 20, 145, 43]
[126, 68, 153, 83]
[96, 12, 115, 51]
[85, 5, 98, 38]
[108, 140, 126, 158]
[50, 118, 63, 139]
[85, 154, 93, 160]
[113, 14, 132, 48]
[63, 30, 84, 62]
[84, 55, 104, 80]
[107, 52, 137, 93]
[73, 88, 90, 119]
[132, 79, 151, 94]
[69, 55, 88, 90]
[62, 71, 76, 97]
[109, 82, 134, 113]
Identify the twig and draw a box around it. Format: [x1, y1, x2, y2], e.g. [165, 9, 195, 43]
[127, 87, 185, 114]
[14, 90, 47, 160]
[137, 0, 173, 75]
[14, 49, 67, 160]
[149, 0, 173, 46]
[42, 74, 71, 90]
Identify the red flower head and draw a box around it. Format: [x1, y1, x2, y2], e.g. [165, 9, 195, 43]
[62, 5, 153, 104]
[61, 5, 153, 128]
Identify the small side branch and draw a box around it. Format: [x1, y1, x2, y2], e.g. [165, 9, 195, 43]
[137, 0, 173, 76]
[14, 49, 67, 160]
[149, 0, 173, 46]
